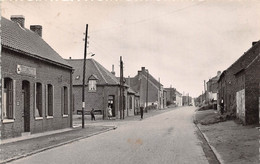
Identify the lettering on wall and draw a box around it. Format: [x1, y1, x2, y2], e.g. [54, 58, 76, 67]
[17, 65, 36, 77]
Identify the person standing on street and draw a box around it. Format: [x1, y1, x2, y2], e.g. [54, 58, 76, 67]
[140, 106, 144, 119]
[108, 106, 112, 120]
[220, 98, 224, 115]
[90, 108, 95, 121]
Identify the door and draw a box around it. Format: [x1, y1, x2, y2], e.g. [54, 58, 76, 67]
[22, 81, 30, 132]
[108, 95, 115, 117]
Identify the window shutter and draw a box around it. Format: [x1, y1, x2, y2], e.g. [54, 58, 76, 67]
[39, 84, 42, 117]
[7, 80, 13, 119]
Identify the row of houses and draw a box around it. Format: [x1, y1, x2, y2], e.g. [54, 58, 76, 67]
[196, 41, 260, 125]
[0, 15, 185, 139]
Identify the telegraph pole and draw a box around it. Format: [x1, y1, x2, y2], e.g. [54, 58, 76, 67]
[145, 69, 149, 112]
[119, 56, 123, 119]
[82, 24, 88, 128]
[158, 78, 160, 109]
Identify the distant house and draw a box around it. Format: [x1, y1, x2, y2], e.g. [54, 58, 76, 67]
[165, 87, 182, 107]
[129, 67, 166, 110]
[207, 71, 221, 103]
[66, 59, 129, 119]
[218, 41, 260, 124]
[1, 16, 73, 139]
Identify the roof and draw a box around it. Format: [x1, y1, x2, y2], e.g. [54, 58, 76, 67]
[66, 59, 120, 85]
[1, 17, 71, 69]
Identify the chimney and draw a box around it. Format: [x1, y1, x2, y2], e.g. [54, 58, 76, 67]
[217, 71, 221, 76]
[11, 15, 25, 28]
[128, 76, 131, 86]
[30, 25, 42, 37]
[141, 67, 145, 72]
[252, 41, 258, 46]
[111, 65, 115, 75]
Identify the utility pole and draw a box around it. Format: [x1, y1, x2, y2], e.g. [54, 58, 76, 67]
[146, 69, 149, 112]
[119, 56, 124, 119]
[82, 24, 88, 128]
[204, 80, 206, 104]
[158, 78, 160, 109]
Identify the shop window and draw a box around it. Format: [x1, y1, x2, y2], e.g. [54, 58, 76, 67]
[62, 86, 68, 115]
[3, 78, 14, 119]
[47, 84, 53, 116]
[35, 83, 42, 117]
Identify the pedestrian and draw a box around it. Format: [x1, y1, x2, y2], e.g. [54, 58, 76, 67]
[140, 106, 144, 119]
[220, 98, 224, 115]
[90, 108, 95, 121]
[108, 106, 112, 120]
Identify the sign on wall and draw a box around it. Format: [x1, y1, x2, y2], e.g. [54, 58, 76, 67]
[17, 65, 36, 77]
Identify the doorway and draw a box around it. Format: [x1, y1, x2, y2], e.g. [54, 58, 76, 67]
[22, 80, 30, 132]
[108, 95, 115, 117]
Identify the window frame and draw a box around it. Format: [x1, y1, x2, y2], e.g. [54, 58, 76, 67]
[46, 84, 54, 118]
[35, 82, 43, 119]
[2, 78, 15, 122]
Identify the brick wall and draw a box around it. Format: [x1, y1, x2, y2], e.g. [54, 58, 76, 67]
[73, 85, 121, 118]
[218, 42, 260, 120]
[244, 57, 260, 124]
[1, 48, 72, 139]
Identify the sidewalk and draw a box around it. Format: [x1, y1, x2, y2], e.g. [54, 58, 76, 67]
[0, 125, 115, 164]
[194, 109, 259, 164]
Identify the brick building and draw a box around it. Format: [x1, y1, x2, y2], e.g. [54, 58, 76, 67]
[1, 16, 73, 139]
[218, 41, 260, 124]
[129, 67, 166, 109]
[207, 71, 221, 102]
[164, 87, 182, 106]
[66, 58, 132, 119]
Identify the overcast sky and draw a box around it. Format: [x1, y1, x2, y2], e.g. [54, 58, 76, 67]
[1, 0, 260, 97]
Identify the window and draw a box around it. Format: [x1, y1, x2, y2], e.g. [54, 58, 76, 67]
[62, 86, 68, 115]
[88, 74, 98, 92]
[35, 83, 43, 117]
[47, 84, 53, 116]
[3, 78, 14, 119]
[88, 80, 97, 91]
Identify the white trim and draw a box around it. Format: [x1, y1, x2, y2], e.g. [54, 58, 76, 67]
[2, 119, 15, 123]
[35, 117, 43, 120]
[62, 114, 68, 118]
[46, 116, 53, 119]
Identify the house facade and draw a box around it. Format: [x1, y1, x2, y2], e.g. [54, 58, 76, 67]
[66, 58, 129, 119]
[165, 87, 182, 107]
[1, 16, 73, 139]
[207, 71, 221, 102]
[129, 67, 165, 109]
[218, 41, 260, 124]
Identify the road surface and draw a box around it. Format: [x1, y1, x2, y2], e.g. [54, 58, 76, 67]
[12, 106, 208, 164]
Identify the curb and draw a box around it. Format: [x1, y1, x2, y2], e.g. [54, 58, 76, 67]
[194, 123, 225, 164]
[0, 126, 117, 164]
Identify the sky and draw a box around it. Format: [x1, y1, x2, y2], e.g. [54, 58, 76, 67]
[1, 0, 260, 97]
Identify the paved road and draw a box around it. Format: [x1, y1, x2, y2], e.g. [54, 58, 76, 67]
[12, 106, 208, 164]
